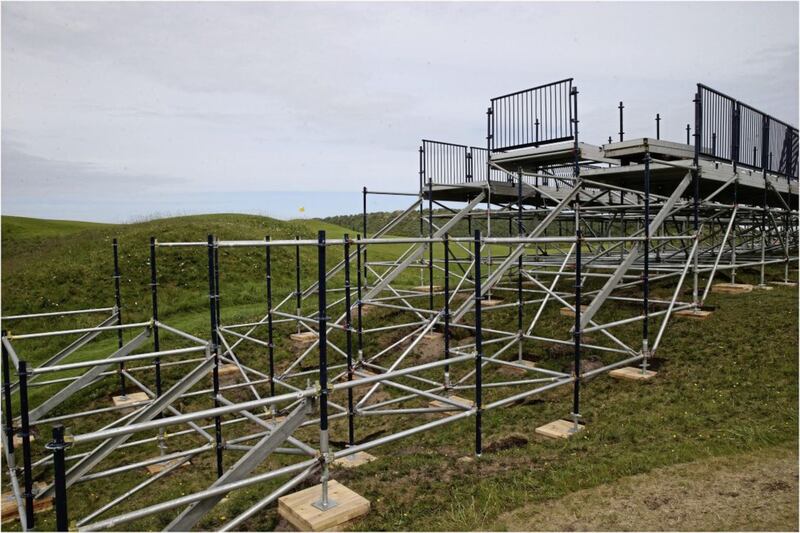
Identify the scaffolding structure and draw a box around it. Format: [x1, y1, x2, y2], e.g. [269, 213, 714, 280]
[1, 79, 797, 531]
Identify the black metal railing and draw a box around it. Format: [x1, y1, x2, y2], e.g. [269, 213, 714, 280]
[696, 83, 798, 179]
[489, 78, 575, 152]
[420, 140, 506, 187]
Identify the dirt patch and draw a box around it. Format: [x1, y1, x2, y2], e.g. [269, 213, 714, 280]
[483, 433, 529, 453]
[498, 446, 799, 531]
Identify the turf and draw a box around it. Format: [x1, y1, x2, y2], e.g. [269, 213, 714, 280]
[1, 214, 797, 531]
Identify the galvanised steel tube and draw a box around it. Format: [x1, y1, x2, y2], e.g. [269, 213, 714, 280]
[266, 235, 276, 401]
[80, 458, 321, 531]
[344, 234, 355, 447]
[1, 307, 115, 321]
[474, 229, 483, 456]
[149, 236, 162, 398]
[17, 361, 35, 528]
[8, 322, 151, 340]
[71, 353, 475, 445]
[113, 238, 125, 397]
[28, 346, 207, 374]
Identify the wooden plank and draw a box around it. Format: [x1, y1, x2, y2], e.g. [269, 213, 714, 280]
[711, 283, 753, 294]
[145, 457, 192, 475]
[2, 482, 51, 524]
[482, 299, 503, 307]
[428, 395, 473, 410]
[771, 281, 798, 287]
[422, 332, 443, 341]
[674, 309, 713, 320]
[332, 451, 377, 470]
[412, 285, 443, 292]
[535, 419, 584, 439]
[218, 363, 240, 385]
[560, 305, 589, 318]
[609, 366, 657, 381]
[290, 332, 317, 344]
[111, 392, 150, 414]
[278, 480, 370, 531]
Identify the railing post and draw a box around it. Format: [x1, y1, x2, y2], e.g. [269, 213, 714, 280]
[618, 101, 624, 142]
[113, 238, 125, 397]
[655, 113, 661, 140]
[18, 360, 34, 528]
[48, 424, 69, 531]
[362, 186, 369, 289]
[731, 104, 740, 173]
[314, 230, 337, 511]
[686, 124, 691, 145]
[473, 229, 482, 457]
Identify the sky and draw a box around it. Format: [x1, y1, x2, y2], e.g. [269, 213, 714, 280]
[2, 1, 798, 223]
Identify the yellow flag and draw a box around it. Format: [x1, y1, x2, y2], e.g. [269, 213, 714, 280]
[299, 207, 305, 213]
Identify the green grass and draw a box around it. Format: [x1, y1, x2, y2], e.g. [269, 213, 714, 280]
[1, 214, 797, 531]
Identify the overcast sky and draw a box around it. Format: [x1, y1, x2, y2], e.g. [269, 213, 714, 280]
[2, 1, 798, 222]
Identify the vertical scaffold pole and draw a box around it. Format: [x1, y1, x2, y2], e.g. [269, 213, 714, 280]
[428, 178, 434, 311]
[265, 236, 275, 401]
[49, 424, 68, 531]
[214, 239, 221, 327]
[344, 234, 355, 447]
[572, 85, 583, 431]
[2, 331, 15, 458]
[443, 233, 451, 389]
[517, 170, 524, 362]
[149, 237, 162, 398]
[474, 229, 483, 457]
[314, 230, 337, 511]
[356, 235, 364, 365]
[113, 238, 125, 397]
[692, 88, 702, 307]
[207, 235, 224, 478]
[642, 154, 651, 372]
[362, 187, 369, 289]
[618, 101, 624, 142]
[295, 236, 301, 334]
[18, 360, 34, 528]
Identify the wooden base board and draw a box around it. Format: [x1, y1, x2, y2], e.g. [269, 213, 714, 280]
[290, 331, 318, 344]
[711, 283, 753, 294]
[412, 285, 443, 292]
[112, 392, 150, 414]
[535, 419, 584, 439]
[332, 451, 377, 469]
[0, 432, 35, 451]
[145, 457, 192, 475]
[673, 309, 713, 320]
[278, 480, 370, 531]
[218, 363, 241, 385]
[560, 305, 589, 318]
[428, 395, 473, 410]
[770, 281, 798, 287]
[360, 304, 377, 315]
[610, 366, 657, 381]
[2, 482, 51, 524]
[754, 284, 774, 291]
[482, 299, 503, 307]
[422, 332, 443, 341]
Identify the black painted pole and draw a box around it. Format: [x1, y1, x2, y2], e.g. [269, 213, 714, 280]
[517, 170, 524, 361]
[656, 113, 661, 140]
[643, 154, 651, 371]
[318, 231, 329, 432]
[295, 236, 301, 333]
[686, 124, 691, 145]
[49, 424, 68, 531]
[362, 187, 369, 288]
[618, 101, 624, 142]
[344, 234, 355, 447]
[356, 235, 364, 365]
[474, 229, 482, 457]
[149, 237, 162, 397]
[265, 236, 275, 400]
[2, 331, 15, 456]
[113, 239, 125, 397]
[18, 360, 34, 528]
[443, 234, 451, 388]
[207, 235, 223, 478]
